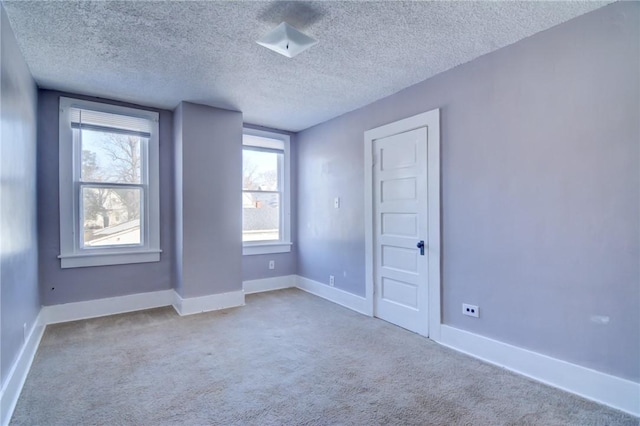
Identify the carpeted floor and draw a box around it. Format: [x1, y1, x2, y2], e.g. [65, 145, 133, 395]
[11, 289, 638, 425]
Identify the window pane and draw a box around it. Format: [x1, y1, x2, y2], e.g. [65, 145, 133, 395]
[243, 192, 280, 242]
[82, 187, 142, 247]
[242, 149, 280, 191]
[80, 128, 143, 184]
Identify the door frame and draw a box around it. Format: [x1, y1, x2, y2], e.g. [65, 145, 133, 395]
[363, 109, 441, 339]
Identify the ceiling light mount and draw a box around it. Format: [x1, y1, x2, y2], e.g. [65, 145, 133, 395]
[257, 22, 317, 58]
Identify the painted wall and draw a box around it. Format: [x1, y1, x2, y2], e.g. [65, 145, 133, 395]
[37, 90, 174, 305]
[296, 2, 639, 382]
[0, 5, 40, 385]
[297, 118, 365, 295]
[174, 102, 242, 298]
[242, 125, 298, 282]
[173, 103, 184, 295]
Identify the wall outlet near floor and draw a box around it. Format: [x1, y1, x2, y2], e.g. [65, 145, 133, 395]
[334, 197, 340, 209]
[329, 275, 335, 286]
[268, 260, 275, 270]
[463, 304, 479, 318]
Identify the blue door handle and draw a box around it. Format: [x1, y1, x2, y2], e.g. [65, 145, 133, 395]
[417, 240, 425, 256]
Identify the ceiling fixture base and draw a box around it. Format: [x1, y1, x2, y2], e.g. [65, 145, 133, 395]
[257, 22, 317, 58]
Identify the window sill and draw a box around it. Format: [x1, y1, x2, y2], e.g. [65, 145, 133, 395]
[58, 249, 162, 268]
[243, 242, 292, 256]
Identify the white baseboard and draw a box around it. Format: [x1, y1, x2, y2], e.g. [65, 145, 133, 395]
[295, 275, 370, 316]
[173, 290, 245, 316]
[290, 279, 639, 416]
[6, 282, 638, 421]
[243, 275, 296, 294]
[438, 325, 640, 417]
[40, 289, 175, 325]
[0, 312, 46, 426]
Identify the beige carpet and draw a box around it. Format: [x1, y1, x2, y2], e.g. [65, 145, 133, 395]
[11, 289, 638, 425]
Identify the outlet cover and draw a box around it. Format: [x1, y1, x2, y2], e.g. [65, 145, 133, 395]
[462, 304, 479, 318]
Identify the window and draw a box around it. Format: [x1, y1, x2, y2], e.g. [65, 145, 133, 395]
[58, 97, 160, 268]
[242, 128, 291, 255]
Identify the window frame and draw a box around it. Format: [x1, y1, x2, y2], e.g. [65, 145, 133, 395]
[242, 127, 292, 256]
[58, 97, 161, 268]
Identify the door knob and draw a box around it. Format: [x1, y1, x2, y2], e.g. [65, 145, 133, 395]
[417, 240, 425, 256]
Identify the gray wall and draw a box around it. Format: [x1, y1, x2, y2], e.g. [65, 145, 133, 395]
[243, 251, 297, 282]
[297, 119, 364, 295]
[242, 124, 298, 282]
[173, 103, 184, 294]
[37, 90, 174, 305]
[296, 1, 639, 382]
[0, 5, 40, 385]
[174, 102, 242, 298]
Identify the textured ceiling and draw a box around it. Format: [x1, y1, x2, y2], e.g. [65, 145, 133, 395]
[3, 1, 610, 132]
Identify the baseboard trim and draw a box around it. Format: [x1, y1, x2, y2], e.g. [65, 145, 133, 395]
[0, 312, 46, 426]
[437, 325, 640, 417]
[243, 275, 296, 294]
[295, 275, 370, 316]
[6, 283, 638, 421]
[40, 289, 175, 325]
[173, 290, 245, 316]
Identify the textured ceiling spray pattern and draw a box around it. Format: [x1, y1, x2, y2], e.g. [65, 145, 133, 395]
[3, 1, 610, 131]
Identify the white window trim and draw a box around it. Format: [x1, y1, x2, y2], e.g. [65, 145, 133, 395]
[58, 97, 161, 268]
[242, 127, 291, 256]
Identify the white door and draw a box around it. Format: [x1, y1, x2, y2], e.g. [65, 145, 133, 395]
[373, 127, 429, 335]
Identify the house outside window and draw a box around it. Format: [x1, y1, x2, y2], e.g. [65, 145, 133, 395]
[242, 128, 291, 255]
[58, 97, 161, 268]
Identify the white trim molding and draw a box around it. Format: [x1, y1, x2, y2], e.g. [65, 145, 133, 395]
[295, 276, 370, 316]
[58, 97, 161, 269]
[242, 126, 292, 256]
[5, 283, 638, 422]
[363, 109, 441, 339]
[243, 275, 296, 294]
[290, 276, 640, 416]
[0, 313, 46, 426]
[40, 289, 175, 325]
[438, 325, 640, 417]
[59, 249, 162, 269]
[243, 242, 292, 256]
[173, 290, 245, 316]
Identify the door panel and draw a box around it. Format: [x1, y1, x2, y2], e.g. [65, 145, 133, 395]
[381, 177, 417, 201]
[381, 245, 418, 273]
[380, 139, 417, 170]
[374, 127, 428, 335]
[381, 277, 418, 308]
[381, 213, 417, 237]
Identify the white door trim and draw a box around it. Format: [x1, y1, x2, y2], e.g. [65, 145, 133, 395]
[364, 109, 441, 339]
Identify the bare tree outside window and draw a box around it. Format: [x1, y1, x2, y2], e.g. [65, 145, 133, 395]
[80, 129, 144, 246]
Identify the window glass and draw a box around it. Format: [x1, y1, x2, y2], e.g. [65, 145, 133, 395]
[80, 128, 143, 184]
[242, 148, 282, 242]
[82, 187, 142, 247]
[242, 192, 280, 242]
[242, 149, 279, 191]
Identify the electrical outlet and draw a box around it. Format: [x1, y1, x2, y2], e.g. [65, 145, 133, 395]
[268, 260, 275, 270]
[334, 197, 340, 209]
[462, 304, 479, 318]
[329, 275, 335, 286]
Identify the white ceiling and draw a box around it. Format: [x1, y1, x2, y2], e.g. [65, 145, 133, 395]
[3, 1, 609, 132]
